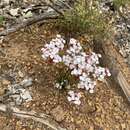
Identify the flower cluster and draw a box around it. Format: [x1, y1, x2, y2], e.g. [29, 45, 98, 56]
[41, 35, 65, 63]
[67, 91, 81, 105]
[93, 67, 111, 81]
[41, 35, 111, 105]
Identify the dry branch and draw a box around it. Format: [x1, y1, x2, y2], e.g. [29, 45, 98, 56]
[0, 12, 59, 36]
[0, 0, 75, 36]
[41, 0, 64, 16]
[94, 41, 130, 102]
[0, 104, 66, 130]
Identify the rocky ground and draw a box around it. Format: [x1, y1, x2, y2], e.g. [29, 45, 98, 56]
[114, 6, 130, 65]
[100, 0, 130, 65]
[0, 0, 130, 64]
[0, 25, 129, 130]
[0, 0, 130, 130]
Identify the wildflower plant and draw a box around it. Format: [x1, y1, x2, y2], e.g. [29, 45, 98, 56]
[0, 15, 4, 25]
[41, 35, 111, 105]
[56, 0, 110, 40]
[113, 0, 130, 10]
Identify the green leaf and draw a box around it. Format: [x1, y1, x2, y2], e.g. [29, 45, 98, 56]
[0, 15, 4, 24]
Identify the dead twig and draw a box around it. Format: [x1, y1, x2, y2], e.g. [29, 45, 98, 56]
[0, 104, 66, 130]
[0, 0, 75, 36]
[56, 0, 73, 9]
[0, 12, 59, 36]
[40, 0, 64, 16]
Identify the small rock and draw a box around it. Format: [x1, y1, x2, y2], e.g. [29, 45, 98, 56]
[23, 11, 33, 18]
[0, 36, 4, 44]
[0, 88, 5, 96]
[20, 78, 33, 87]
[20, 90, 32, 101]
[2, 79, 11, 85]
[9, 8, 19, 16]
[0, 81, 5, 95]
[67, 124, 76, 130]
[121, 123, 126, 129]
[18, 71, 24, 78]
[3, 0, 10, 4]
[89, 126, 94, 130]
[36, 128, 41, 130]
[119, 48, 127, 57]
[94, 125, 104, 130]
[51, 105, 66, 122]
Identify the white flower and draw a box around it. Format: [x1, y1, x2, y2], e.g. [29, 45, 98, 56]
[67, 91, 81, 105]
[69, 38, 77, 45]
[56, 34, 61, 38]
[71, 68, 82, 76]
[73, 100, 81, 105]
[79, 75, 86, 81]
[105, 68, 111, 76]
[89, 89, 94, 94]
[41, 35, 65, 63]
[53, 55, 62, 63]
[41, 35, 111, 105]
[55, 83, 62, 89]
[68, 90, 74, 95]
[93, 67, 110, 81]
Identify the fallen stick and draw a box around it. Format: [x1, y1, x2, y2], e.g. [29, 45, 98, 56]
[94, 40, 130, 102]
[41, 0, 64, 16]
[0, 12, 59, 36]
[0, 104, 66, 130]
[0, 0, 75, 37]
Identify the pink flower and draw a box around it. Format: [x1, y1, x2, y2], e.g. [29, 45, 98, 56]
[67, 91, 82, 105]
[41, 35, 111, 105]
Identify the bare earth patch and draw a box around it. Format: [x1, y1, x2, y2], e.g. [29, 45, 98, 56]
[0, 25, 130, 130]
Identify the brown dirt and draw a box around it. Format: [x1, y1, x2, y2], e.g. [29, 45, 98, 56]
[0, 24, 130, 130]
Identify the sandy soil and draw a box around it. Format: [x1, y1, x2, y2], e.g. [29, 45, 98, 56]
[0, 24, 130, 130]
